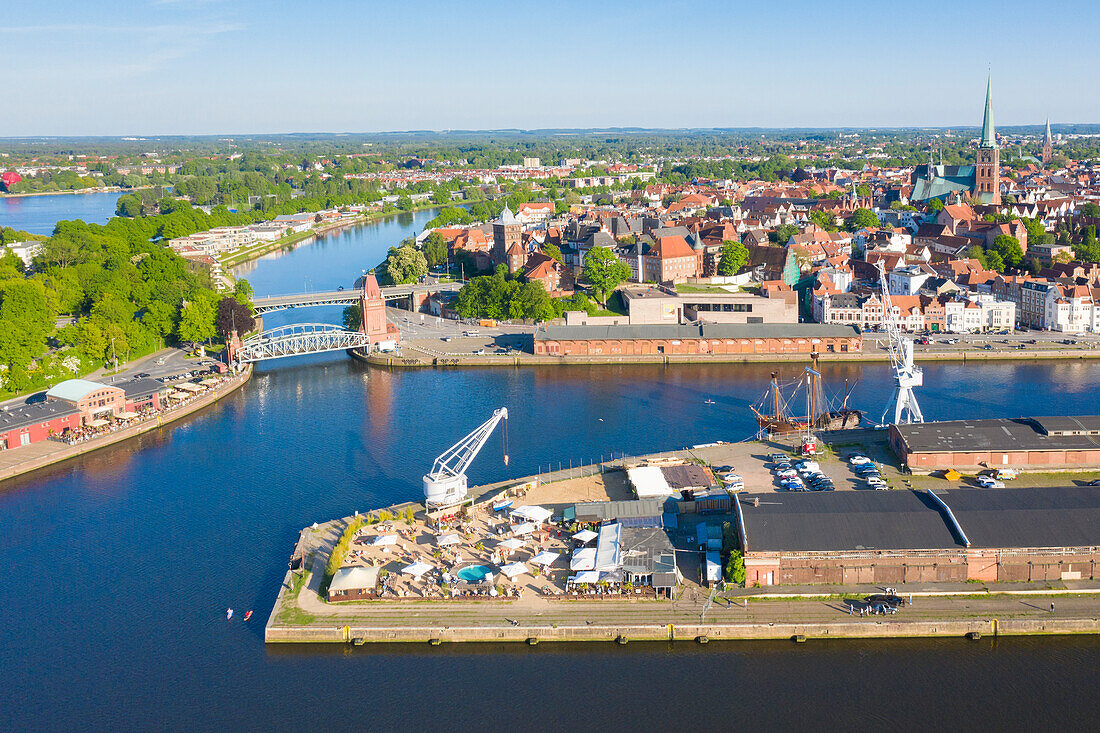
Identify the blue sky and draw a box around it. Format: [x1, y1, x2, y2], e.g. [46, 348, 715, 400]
[2, 0, 1098, 136]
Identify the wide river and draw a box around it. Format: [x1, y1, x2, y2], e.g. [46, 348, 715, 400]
[3, 208, 1100, 731]
[0, 190, 123, 235]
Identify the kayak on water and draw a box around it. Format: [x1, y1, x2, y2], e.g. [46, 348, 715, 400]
[244, 611, 253, 621]
[226, 608, 233, 620]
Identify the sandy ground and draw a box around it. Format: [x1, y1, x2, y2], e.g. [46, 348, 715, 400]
[522, 470, 634, 506]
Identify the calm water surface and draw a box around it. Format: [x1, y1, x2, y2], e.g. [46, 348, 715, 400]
[0, 190, 122, 234]
[2, 212, 1099, 731]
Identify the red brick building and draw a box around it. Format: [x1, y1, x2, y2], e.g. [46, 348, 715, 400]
[890, 416, 1100, 473]
[533, 323, 862, 357]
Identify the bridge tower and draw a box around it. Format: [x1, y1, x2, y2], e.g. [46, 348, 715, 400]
[225, 330, 243, 363]
[360, 273, 401, 346]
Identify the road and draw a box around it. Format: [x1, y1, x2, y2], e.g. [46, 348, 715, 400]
[864, 329, 1100, 355]
[387, 306, 535, 356]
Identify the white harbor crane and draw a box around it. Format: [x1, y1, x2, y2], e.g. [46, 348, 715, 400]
[877, 261, 924, 425]
[423, 407, 509, 509]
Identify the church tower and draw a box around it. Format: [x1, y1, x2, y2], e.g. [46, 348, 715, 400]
[1041, 118, 1053, 165]
[974, 76, 1001, 204]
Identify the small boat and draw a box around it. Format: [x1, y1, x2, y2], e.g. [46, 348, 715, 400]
[226, 608, 233, 620]
[704, 399, 715, 405]
[244, 610, 253, 622]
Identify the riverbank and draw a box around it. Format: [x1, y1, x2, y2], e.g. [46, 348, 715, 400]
[0, 365, 252, 485]
[0, 185, 150, 199]
[223, 203, 448, 270]
[360, 347, 1100, 368]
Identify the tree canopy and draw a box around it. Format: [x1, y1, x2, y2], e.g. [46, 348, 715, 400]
[581, 246, 631, 304]
[717, 240, 748, 276]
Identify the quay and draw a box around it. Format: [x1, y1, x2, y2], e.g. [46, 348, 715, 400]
[0, 366, 251, 485]
[264, 438, 1100, 645]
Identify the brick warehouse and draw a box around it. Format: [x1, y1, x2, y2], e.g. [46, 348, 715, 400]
[532, 323, 862, 357]
[889, 416, 1100, 473]
[735, 487, 1100, 586]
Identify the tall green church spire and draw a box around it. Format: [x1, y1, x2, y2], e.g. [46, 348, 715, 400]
[980, 75, 997, 149]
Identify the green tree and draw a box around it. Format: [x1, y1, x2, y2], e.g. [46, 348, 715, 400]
[724, 549, 746, 585]
[233, 278, 254, 306]
[1080, 202, 1100, 218]
[542, 242, 564, 264]
[985, 250, 1005, 272]
[770, 223, 799, 244]
[380, 244, 428, 285]
[926, 198, 945, 214]
[178, 292, 218, 343]
[989, 234, 1024, 269]
[1073, 226, 1100, 263]
[717, 239, 748, 276]
[846, 208, 880, 231]
[422, 232, 449, 268]
[582, 246, 631, 304]
[808, 210, 836, 231]
[1024, 217, 1047, 242]
[342, 305, 362, 331]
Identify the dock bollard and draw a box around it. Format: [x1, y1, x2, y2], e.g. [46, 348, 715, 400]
[696, 635, 709, 645]
[429, 638, 442, 646]
[792, 634, 807, 643]
[966, 631, 982, 641]
[615, 635, 628, 645]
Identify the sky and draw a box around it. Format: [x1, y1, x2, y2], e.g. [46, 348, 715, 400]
[2, 0, 1099, 136]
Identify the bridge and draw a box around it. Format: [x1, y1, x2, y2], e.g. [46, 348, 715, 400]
[233, 323, 374, 364]
[251, 282, 461, 315]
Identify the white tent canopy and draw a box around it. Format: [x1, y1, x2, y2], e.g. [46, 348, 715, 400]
[499, 562, 528, 579]
[402, 561, 433, 578]
[571, 570, 600, 584]
[512, 505, 553, 523]
[436, 533, 461, 547]
[372, 535, 399, 546]
[498, 538, 525, 550]
[512, 522, 537, 536]
[529, 550, 560, 567]
[570, 547, 597, 571]
[572, 529, 598, 543]
[626, 465, 674, 499]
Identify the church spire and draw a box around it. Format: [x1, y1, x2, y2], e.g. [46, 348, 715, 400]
[1044, 118, 1052, 146]
[980, 75, 997, 149]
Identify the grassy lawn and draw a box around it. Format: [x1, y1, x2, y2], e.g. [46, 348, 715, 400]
[674, 283, 738, 294]
[275, 573, 317, 625]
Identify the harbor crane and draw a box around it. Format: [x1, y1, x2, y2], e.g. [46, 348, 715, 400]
[877, 261, 924, 425]
[423, 407, 509, 509]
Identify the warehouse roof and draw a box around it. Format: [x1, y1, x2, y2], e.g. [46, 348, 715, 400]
[0, 400, 79, 432]
[740, 490, 959, 552]
[575, 499, 664, 523]
[1030, 416, 1100, 436]
[534, 323, 861, 342]
[895, 418, 1100, 454]
[937, 486, 1100, 549]
[46, 379, 118, 402]
[121, 377, 168, 399]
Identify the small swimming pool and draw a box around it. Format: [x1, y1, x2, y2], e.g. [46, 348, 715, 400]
[457, 565, 491, 582]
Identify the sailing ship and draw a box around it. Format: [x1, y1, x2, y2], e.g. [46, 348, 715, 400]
[752, 368, 863, 434]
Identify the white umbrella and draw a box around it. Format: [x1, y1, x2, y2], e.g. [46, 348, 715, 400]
[436, 533, 461, 547]
[373, 535, 398, 546]
[498, 538, 525, 551]
[499, 562, 528, 579]
[570, 547, 596, 571]
[513, 522, 537, 536]
[530, 550, 560, 567]
[402, 561, 433, 578]
[571, 570, 600, 584]
[573, 529, 597, 543]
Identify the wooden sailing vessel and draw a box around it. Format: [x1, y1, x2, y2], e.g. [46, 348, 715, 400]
[752, 369, 863, 434]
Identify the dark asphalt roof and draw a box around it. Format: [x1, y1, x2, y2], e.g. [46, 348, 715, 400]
[895, 418, 1100, 453]
[938, 486, 1100, 549]
[574, 499, 663, 523]
[740, 490, 958, 552]
[120, 377, 168, 399]
[0, 400, 78, 432]
[1031, 416, 1100, 436]
[661, 464, 711, 490]
[535, 323, 861, 342]
[620, 526, 676, 574]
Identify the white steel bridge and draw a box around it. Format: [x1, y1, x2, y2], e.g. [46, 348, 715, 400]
[233, 323, 373, 363]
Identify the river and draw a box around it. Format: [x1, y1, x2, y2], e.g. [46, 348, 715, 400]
[0, 190, 123, 235]
[2, 210, 1099, 731]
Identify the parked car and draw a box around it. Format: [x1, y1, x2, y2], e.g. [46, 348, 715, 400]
[769, 453, 788, 462]
[866, 477, 887, 488]
[977, 476, 1005, 488]
[849, 455, 872, 465]
[726, 481, 745, 492]
[854, 465, 880, 476]
[722, 473, 743, 483]
[1088, 479, 1100, 486]
[776, 469, 798, 479]
[870, 602, 899, 615]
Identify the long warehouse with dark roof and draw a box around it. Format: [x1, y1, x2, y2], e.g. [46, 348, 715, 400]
[736, 487, 1100, 586]
[889, 416, 1100, 473]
